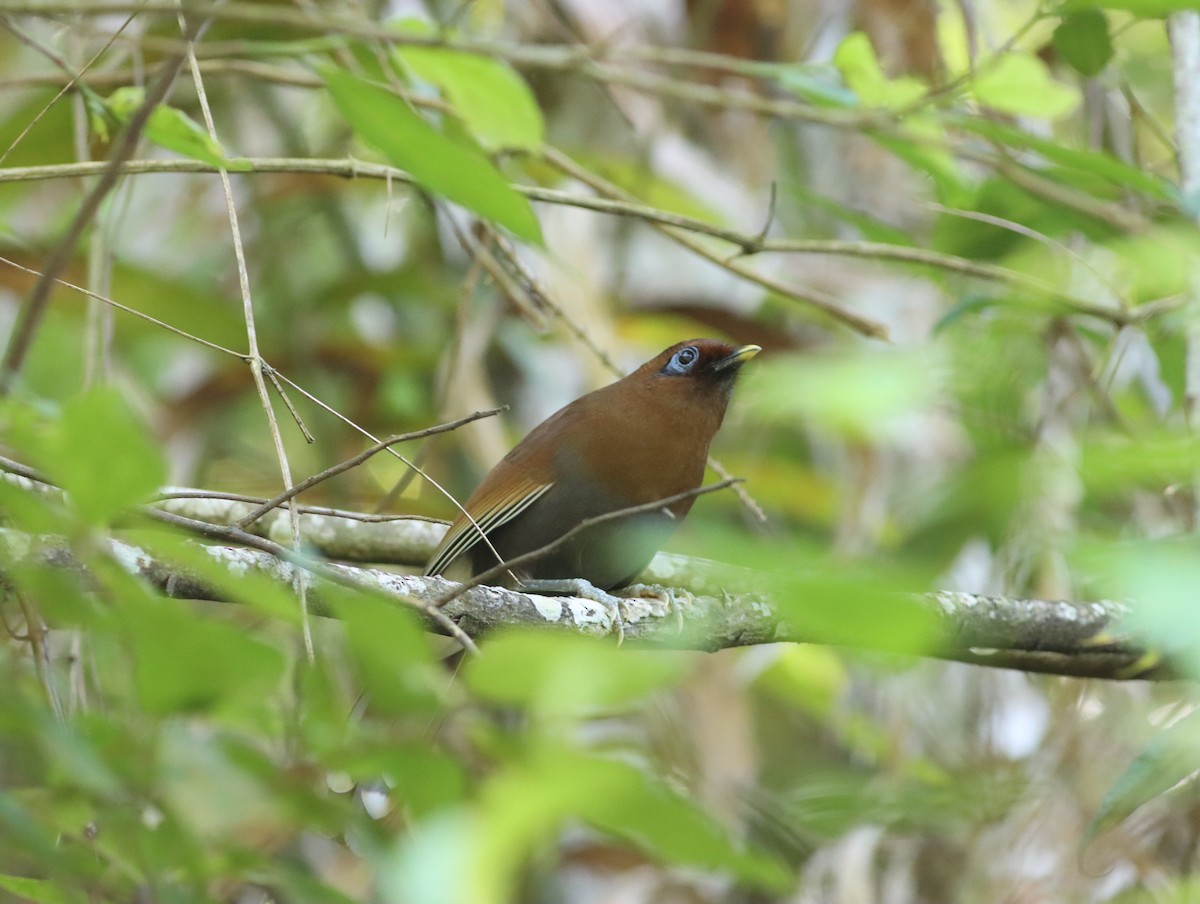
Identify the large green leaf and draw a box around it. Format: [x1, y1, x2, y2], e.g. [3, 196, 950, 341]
[473, 748, 789, 903]
[335, 589, 442, 716]
[464, 630, 686, 712]
[395, 37, 544, 151]
[321, 67, 542, 243]
[35, 389, 166, 526]
[123, 595, 286, 714]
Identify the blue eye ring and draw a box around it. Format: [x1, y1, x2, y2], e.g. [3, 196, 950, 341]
[662, 346, 700, 376]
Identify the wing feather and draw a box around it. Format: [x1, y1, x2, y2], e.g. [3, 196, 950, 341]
[424, 481, 554, 576]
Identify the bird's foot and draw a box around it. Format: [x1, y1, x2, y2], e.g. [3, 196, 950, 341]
[622, 583, 692, 634]
[518, 578, 627, 644]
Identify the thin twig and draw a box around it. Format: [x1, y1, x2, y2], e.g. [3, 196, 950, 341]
[268, 370, 515, 570]
[0, 158, 1138, 324]
[234, 407, 505, 529]
[176, 4, 316, 658]
[0, 12, 137, 165]
[0, 256, 248, 358]
[153, 488, 448, 523]
[0, 22, 200, 394]
[263, 366, 315, 443]
[142, 507, 478, 653]
[14, 591, 65, 722]
[541, 146, 890, 339]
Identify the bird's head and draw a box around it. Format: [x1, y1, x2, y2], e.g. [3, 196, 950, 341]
[646, 339, 761, 392]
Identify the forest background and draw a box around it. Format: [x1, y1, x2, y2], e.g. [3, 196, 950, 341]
[2, 0, 1200, 901]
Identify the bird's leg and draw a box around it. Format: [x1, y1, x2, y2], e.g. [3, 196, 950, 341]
[518, 578, 627, 644]
[621, 583, 692, 634]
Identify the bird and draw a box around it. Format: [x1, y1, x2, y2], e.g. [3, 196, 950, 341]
[425, 339, 759, 627]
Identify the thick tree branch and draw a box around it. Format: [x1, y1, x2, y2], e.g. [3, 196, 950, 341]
[0, 525, 1164, 681]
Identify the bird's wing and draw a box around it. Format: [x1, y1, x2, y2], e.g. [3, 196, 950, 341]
[424, 480, 554, 577]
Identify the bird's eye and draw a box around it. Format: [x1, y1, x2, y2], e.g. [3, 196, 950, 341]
[662, 346, 700, 376]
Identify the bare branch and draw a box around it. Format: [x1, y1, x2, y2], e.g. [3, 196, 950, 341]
[233, 407, 505, 529]
[0, 527, 1164, 681]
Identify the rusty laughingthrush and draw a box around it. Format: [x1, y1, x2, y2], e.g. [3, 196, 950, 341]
[425, 340, 760, 626]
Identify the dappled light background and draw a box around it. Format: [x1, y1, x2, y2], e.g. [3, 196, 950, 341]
[1, 0, 1198, 901]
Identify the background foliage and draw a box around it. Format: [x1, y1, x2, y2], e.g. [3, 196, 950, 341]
[2, 0, 1200, 900]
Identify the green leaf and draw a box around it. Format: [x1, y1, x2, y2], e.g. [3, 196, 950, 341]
[123, 595, 286, 714]
[952, 115, 1175, 200]
[380, 810, 479, 904]
[38, 389, 166, 525]
[1075, 539, 1200, 676]
[329, 744, 467, 815]
[158, 725, 286, 842]
[752, 646, 848, 717]
[335, 590, 441, 716]
[1088, 712, 1200, 842]
[464, 630, 685, 712]
[744, 349, 938, 441]
[320, 67, 542, 243]
[475, 748, 789, 902]
[0, 875, 75, 904]
[1053, 11, 1114, 77]
[1101, 226, 1200, 302]
[395, 40, 544, 151]
[972, 53, 1080, 119]
[1061, 0, 1200, 17]
[106, 87, 250, 171]
[833, 33, 927, 108]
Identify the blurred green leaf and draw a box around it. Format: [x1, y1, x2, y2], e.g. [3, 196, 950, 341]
[1080, 432, 1200, 494]
[0, 874, 76, 904]
[335, 589, 441, 716]
[953, 117, 1174, 200]
[106, 87, 251, 170]
[475, 748, 789, 903]
[686, 527, 942, 654]
[1053, 11, 1114, 77]
[743, 349, 938, 440]
[394, 29, 544, 151]
[320, 67, 543, 243]
[752, 646, 848, 717]
[158, 724, 287, 843]
[834, 33, 926, 108]
[972, 53, 1080, 119]
[122, 529, 308, 626]
[381, 810, 478, 904]
[1061, 0, 1200, 17]
[329, 744, 467, 815]
[36, 389, 166, 525]
[1102, 227, 1200, 303]
[1075, 538, 1200, 675]
[465, 630, 685, 712]
[1088, 711, 1200, 842]
[122, 595, 286, 714]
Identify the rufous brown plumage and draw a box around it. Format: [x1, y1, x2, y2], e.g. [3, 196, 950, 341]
[425, 339, 759, 590]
